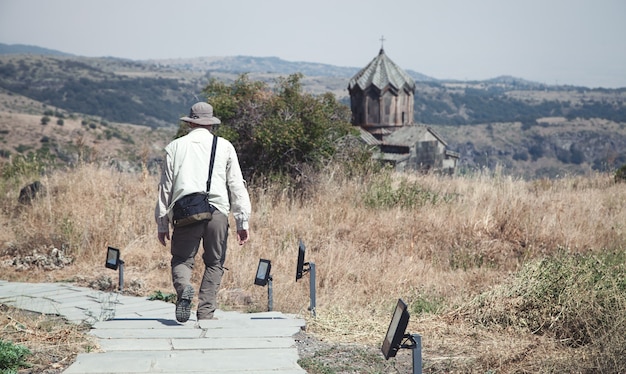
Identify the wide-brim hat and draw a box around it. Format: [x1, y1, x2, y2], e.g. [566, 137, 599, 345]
[180, 102, 221, 125]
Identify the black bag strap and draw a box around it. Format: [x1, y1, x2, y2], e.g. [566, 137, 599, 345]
[206, 136, 218, 193]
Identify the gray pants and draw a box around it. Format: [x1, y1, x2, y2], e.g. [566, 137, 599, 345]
[171, 210, 229, 320]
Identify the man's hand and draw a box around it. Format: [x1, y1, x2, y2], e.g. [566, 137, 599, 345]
[237, 229, 249, 245]
[158, 231, 170, 246]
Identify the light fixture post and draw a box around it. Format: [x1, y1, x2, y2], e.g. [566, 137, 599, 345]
[267, 276, 273, 312]
[118, 259, 125, 292]
[408, 334, 422, 374]
[308, 262, 316, 318]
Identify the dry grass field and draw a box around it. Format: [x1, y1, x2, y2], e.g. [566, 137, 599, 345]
[1, 157, 625, 372]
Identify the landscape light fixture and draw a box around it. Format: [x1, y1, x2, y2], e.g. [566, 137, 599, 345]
[105, 247, 125, 292]
[254, 258, 273, 311]
[381, 298, 422, 374]
[295, 239, 316, 317]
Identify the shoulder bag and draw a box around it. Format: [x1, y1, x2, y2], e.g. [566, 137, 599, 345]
[171, 136, 218, 228]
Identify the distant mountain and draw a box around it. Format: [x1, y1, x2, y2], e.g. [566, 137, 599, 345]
[147, 55, 438, 82]
[0, 42, 521, 85]
[0, 43, 74, 56]
[148, 55, 360, 78]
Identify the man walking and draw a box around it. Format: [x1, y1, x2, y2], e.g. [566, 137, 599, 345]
[155, 102, 251, 322]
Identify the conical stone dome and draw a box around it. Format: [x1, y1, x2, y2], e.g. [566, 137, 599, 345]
[348, 48, 415, 93]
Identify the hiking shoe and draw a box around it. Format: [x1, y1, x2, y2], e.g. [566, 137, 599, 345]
[175, 285, 194, 323]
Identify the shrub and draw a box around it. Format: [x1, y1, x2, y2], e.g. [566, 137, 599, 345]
[0, 151, 54, 180]
[0, 339, 31, 373]
[200, 73, 356, 181]
[512, 151, 528, 161]
[464, 249, 626, 372]
[14, 144, 32, 153]
[528, 143, 544, 161]
[615, 164, 626, 183]
[362, 171, 457, 209]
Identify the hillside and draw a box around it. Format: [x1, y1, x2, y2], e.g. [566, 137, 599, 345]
[1, 45, 625, 178]
[0, 88, 175, 173]
[433, 118, 626, 179]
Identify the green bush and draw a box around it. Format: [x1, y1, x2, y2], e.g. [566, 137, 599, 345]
[0, 150, 55, 180]
[0, 339, 31, 373]
[615, 164, 626, 183]
[362, 171, 457, 209]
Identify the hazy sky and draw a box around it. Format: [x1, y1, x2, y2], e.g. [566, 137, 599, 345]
[1, 0, 625, 88]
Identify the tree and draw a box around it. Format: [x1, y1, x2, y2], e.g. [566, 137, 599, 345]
[569, 144, 585, 165]
[40, 116, 50, 125]
[196, 74, 358, 180]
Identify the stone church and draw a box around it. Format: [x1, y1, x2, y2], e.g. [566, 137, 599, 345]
[348, 47, 459, 173]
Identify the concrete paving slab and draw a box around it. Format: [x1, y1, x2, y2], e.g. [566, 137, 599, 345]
[114, 304, 176, 317]
[202, 326, 304, 338]
[0, 283, 65, 297]
[0, 294, 61, 314]
[91, 318, 184, 329]
[105, 302, 170, 315]
[90, 328, 204, 339]
[63, 349, 305, 373]
[0, 282, 308, 373]
[171, 337, 296, 350]
[41, 290, 101, 301]
[97, 338, 173, 351]
[196, 317, 305, 329]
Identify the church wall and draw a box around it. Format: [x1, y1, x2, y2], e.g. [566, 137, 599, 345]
[366, 89, 380, 125]
[349, 90, 364, 125]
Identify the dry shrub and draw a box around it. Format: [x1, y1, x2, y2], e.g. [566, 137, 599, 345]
[1, 161, 625, 373]
[458, 250, 626, 372]
[0, 304, 99, 372]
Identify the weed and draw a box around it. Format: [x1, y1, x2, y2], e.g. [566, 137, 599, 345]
[0, 151, 53, 180]
[410, 294, 445, 315]
[298, 356, 335, 374]
[0, 339, 32, 373]
[148, 290, 176, 303]
[83, 292, 118, 323]
[362, 172, 455, 209]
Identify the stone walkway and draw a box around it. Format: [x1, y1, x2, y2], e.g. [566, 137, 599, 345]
[0, 281, 306, 373]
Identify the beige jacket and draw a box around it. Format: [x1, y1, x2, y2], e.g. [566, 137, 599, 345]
[155, 128, 251, 232]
